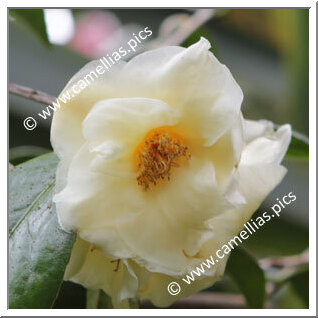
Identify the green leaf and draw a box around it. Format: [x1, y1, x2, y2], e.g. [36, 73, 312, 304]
[270, 266, 309, 309]
[286, 131, 309, 160]
[226, 247, 266, 308]
[243, 215, 308, 258]
[9, 153, 76, 308]
[10, 9, 51, 46]
[289, 267, 309, 307]
[9, 146, 50, 165]
[9, 153, 59, 233]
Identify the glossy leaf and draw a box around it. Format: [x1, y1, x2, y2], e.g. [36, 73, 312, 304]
[286, 132, 309, 160]
[9, 152, 59, 233]
[243, 215, 308, 258]
[270, 266, 309, 309]
[9, 146, 50, 165]
[10, 9, 50, 46]
[272, 265, 309, 308]
[226, 247, 266, 308]
[289, 267, 309, 307]
[9, 153, 76, 308]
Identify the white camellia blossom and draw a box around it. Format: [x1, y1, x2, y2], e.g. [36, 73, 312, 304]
[51, 38, 291, 308]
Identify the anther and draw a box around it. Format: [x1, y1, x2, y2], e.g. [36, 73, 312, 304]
[136, 129, 190, 190]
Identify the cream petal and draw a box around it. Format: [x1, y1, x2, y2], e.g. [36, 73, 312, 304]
[78, 227, 135, 260]
[55, 140, 233, 275]
[199, 124, 291, 260]
[138, 125, 291, 307]
[137, 271, 219, 308]
[53, 143, 144, 234]
[82, 97, 181, 177]
[145, 164, 287, 308]
[224, 171, 247, 206]
[52, 38, 243, 192]
[116, 160, 233, 276]
[52, 37, 243, 194]
[157, 159, 232, 228]
[241, 124, 291, 166]
[198, 123, 291, 261]
[202, 118, 244, 190]
[194, 114, 244, 197]
[51, 60, 125, 147]
[65, 238, 138, 307]
[119, 37, 243, 146]
[51, 60, 126, 193]
[83, 98, 181, 142]
[243, 119, 274, 143]
[64, 237, 90, 280]
[50, 38, 292, 307]
[201, 164, 287, 263]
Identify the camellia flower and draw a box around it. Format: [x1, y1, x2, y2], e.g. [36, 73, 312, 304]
[51, 38, 291, 308]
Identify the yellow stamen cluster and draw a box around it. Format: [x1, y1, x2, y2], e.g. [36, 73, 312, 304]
[136, 129, 191, 190]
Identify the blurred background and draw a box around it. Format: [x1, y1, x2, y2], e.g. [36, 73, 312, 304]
[9, 8, 309, 309]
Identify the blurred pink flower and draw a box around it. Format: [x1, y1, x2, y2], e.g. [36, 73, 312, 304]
[69, 11, 121, 59]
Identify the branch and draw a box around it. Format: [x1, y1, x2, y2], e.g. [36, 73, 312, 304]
[259, 249, 309, 269]
[158, 9, 215, 46]
[9, 83, 56, 105]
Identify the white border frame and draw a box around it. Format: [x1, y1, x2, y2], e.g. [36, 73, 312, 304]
[3, 1, 316, 316]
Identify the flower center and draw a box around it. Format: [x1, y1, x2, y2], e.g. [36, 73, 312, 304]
[135, 127, 191, 190]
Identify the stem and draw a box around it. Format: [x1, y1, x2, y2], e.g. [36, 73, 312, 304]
[9, 82, 56, 105]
